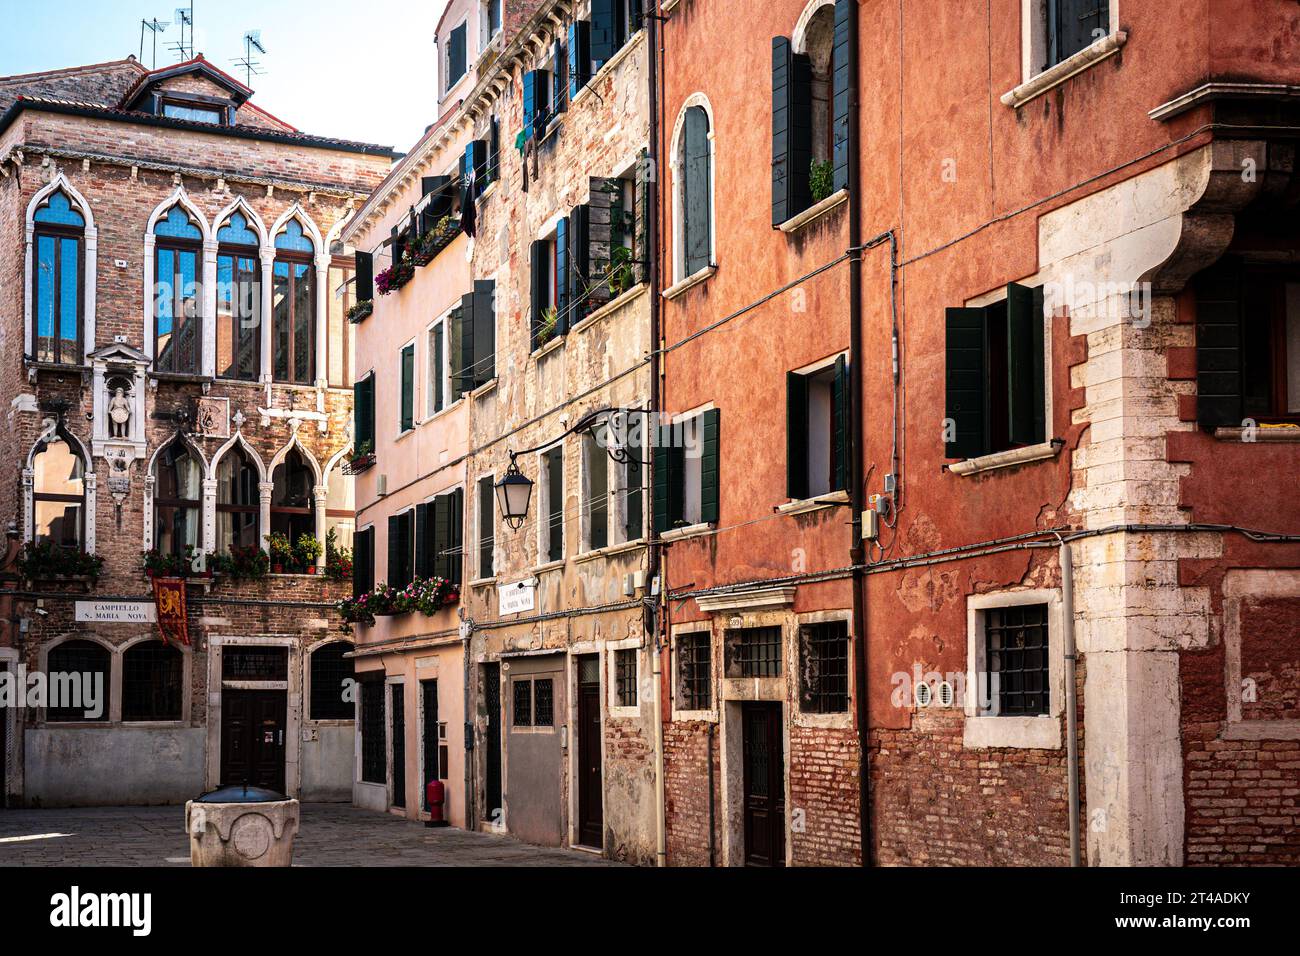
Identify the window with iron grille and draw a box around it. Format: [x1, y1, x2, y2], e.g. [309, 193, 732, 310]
[222, 645, 288, 681]
[729, 626, 782, 678]
[46, 640, 110, 722]
[615, 648, 637, 707]
[984, 603, 1050, 716]
[800, 621, 849, 714]
[360, 678, 386, 784]
[533, 678, 554, 726]
[310, 641, 355, 720]
[122, 641, 183, 721]
[677, 632, 711, 711]
[513, 678, 533, 727]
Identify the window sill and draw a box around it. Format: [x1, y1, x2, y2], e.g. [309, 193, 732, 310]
[470, 377, 498, 401]
[529, 558, 566, 575]
[469, 576, 497, 588]
[662, 265, 717, 301]
[571, 29, 646, 107]
[530, 335, 565, 360]
[570, 282, 649, 335]
[150, 371, 214, 385]
[26, 360, 89, 374]
[776, 489, 850, 516]
[963, 715, 1061, 750]
[1001, 31, 1128, 109]
[574, 539, 646, 564]
[661, 0, 681, 11]
[393, 427, 415, 444]
[660, 522, 715, 543]
[947, 439, 1063, 477]
[1214, 425, 1300, 443]
[778, 189, 848, 234]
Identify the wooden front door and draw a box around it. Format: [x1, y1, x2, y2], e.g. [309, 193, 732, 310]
[742, 702, 786, 867]
[220, 689, 287, 793]
[483, 663, 502, 826]
[576, 655, 603, 848]
[421, 679, 439, 811]
[391, 683, 406, 808]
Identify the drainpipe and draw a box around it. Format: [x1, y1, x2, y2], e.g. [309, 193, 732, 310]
[845, 0, 871, 867]
[1058, 536, 1082, 867]
[647, 2, 668, 869]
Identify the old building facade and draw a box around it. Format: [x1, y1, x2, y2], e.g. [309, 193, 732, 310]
[0, 55, 392, 807]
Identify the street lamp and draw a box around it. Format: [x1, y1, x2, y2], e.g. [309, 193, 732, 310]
[494, 457, 534, 531]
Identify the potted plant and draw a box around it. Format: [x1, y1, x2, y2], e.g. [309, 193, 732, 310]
[347, 299, 373, 323]
[325, 528, 353, 582]
[608, 245, 635, 298]
[296, 532, 323, 574]
[809, 158, 833, 204]
[411, 230, 437, 266]
[266, 532, 293, 574]
[142, 548, 186, 579]
[534, 305, 559, 348]
[19, 541, 105, 584]
[228, 545, 270, 581]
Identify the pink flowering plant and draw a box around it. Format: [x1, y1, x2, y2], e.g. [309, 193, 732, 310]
[337, 575, 459, 632]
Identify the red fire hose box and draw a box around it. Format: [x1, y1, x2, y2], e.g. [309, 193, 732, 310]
[425, 780, 449, 828]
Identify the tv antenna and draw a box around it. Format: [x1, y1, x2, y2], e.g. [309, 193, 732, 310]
[139, 17, 171, 70]
[167, 4, 195, 61]
[232, 30, 268, 87]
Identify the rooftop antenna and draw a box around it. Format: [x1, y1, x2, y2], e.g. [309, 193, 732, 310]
[232, 30, 267, 88]
[139, 17, 171, 70]
[168, 3, 195, 61]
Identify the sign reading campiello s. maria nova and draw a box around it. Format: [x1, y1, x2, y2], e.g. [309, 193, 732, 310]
[75, 601, 158, 624]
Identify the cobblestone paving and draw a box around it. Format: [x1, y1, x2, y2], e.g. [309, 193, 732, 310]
[0, 804, 624, 867]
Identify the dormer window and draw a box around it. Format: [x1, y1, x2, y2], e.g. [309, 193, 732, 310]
[162, 99, 224, 125]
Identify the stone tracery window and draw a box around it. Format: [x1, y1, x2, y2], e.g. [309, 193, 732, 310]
[153, 206, 204, 375]
[273, 220, 315, 385]
[153, 439, 202, 557]
[32, 430, 86, 550]
[31, 190, 85, 366]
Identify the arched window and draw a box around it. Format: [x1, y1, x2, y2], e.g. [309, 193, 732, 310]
[154, 206, 203, 374]
[310, 641, 355, 720]
[273, 220, 315, 384]
[32, 191, 85, 366]
[46, 640, 109, 722]
[216, 445, 260, 552]
[326, 464, 355, 551]
[32, 431, 86, 549]
[271, 447, 316, 541]
[216, 211, 261, 381]
[153, 439, 202, 557]
[122, 640, 183, 721]
[675, 104, 713, 280]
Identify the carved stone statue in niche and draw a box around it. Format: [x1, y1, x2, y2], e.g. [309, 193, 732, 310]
[108, 385, 132, 438]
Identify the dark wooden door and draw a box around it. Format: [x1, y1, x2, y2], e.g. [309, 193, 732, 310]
[742, 702, 786, 867]
[483, 663, 502, 826]
[221, 689, 287, 793]
[576, 657, 603, 848]
[391, 683, 406, 808]
[421, 679, 438, 811]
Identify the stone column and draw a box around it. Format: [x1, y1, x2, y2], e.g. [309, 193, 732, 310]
[259, 480, 274, 550]
[314, 253, 330, 390]
[202, 478, 218, 554]
[313, 484, 328, 569]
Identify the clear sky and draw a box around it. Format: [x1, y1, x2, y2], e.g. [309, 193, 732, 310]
[0, 0, 449, 153]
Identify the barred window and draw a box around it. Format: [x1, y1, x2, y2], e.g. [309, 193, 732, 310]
[360, 679, 386, 784]
[985, 603, 1050, 716]
[46, 640, 110, 722]
[800, 621, 849, 714]
[513, 679, 533, 727]
[615, 648, 637, 707]
[310, 641, 355, 721]
[677, 632, 711, 711]
[122, 640, 183, 721]
[533, 678, 554, 726]
[512, 677, 554, 727]
[729, 626, 781, 678]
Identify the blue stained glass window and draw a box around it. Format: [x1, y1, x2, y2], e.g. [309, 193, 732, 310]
[274, 219, 314, 254]
[34, 192, 85, 227]
[154, 205, 202, 240]
[218, 212, 259, 246]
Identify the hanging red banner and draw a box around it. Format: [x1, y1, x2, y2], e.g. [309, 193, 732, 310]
[152, 577, 190, 646]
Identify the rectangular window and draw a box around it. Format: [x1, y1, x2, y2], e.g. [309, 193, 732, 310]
[222, 646, 288, 682]
[787, 356, 850, 500]
[530, 236, 559, 350]
[399, 342, 415, 432]
[454, 280, 496, 396]
[477, 475, 495, 580]
[427, 321, 446, 416]
[32, 232, 83, 366]
[582, 430, 609, 552]
[163, 100, 223, 124]
[1047, 0, 1109, 69]
[944, 284, 1046, 460]
[613, 422, 644, 544]
[984, 604, 1050, 717]
[326, 261, 354, 388]
[487, 0, 502, 37]
[677, 632, 711, 711]
[653, 409, 720, 533]
[272, 258, 315, 384]
[728, 626, 782, 678]
[615, 648, 637, 707]
[422, 487, 464, 586]
[533, 678, 554, 726]
[800, 621, 849, 713]
[513, 678, 532, 726]
[215, 253, 259, 380]
[155, 243, 201, 374]
[541, 445, 564, 562]
[360, 678, 386, 784]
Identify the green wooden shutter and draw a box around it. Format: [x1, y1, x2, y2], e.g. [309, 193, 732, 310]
[552, 40, 569, 114]
[432, 494, 451, 581]
[449, 304, 468, 399]
[523, 70, 537, 140]
[353, 373, 375, 452]
[787, 372, 809, 499]
[414, 503, 430, 579]
[625, 426, 643, 541]
[700, 408, 720, 525]
[352, 527, 373, 597]
[568, 21, 591, 99]
[478, 477, 495, 580]
[683, 107, 712, 276]
[530, 240, 548, 347]
[555, 218, 570, 335]
[831, 0, 851, 193]
[569, 205, 591, 321]
[1195, 258, 1244, 428]
[945, 307, 989, 459]
[590, 0, 615, 64]
[832, 355, 850, 491]
[472, 280, 496, 386]
[387, 514, 408, 589]
[354, 251, 373, 301]
[652, 423, 674, 533]
[1006, 283, 1046, 446]
[465, 140, 488, 199]
[400, 343, 415, 432]
[448, 488, 464, 586]
[421, 175, 453, 232]
[772, 37, 813, 226]
[588, 179, 619, 311]
[457, 294, 475, 395]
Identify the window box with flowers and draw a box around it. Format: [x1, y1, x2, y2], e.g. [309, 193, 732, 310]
[141, 546, 205, 579]
[347, 299, 373, 324]
[344, 440, 375, 475]
[207, 546, 270, 581]
[375, 258, 416, 295]
[337, 575, 460, 631]
[20, 541, 104, 585]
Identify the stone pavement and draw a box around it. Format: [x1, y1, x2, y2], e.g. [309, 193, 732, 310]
[0, 803, 625, 867]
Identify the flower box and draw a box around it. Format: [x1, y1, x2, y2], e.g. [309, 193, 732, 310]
[347, 299, 373, 324]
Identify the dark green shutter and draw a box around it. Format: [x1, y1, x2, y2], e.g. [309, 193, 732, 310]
[683, 107, 711, 276]
[530, 240, 548, 347]
[568, 21, 591, 99]
[432, 494, 451, 581]
[400, 343, 414, 432]
[547, 448, 564, 561]
[478, 477, 495, 580]
[457, 294, 475, 395]
[700, 409, 720, 525]
[472, 279, 495, 385]
[625, 427, 643, 541]
[352, 527, 373, 597]
[388, 513, 410, 589]
[432, 324, 444, 412]
[945, 307, 989, 460]
[414, 503, 430, 579]
[555, 218, 570, 335]
[448, 488, 464, 586]
[588, 178, 618, 311]
[569, 204, 591, 321]
[552, 40, 568, 113]
[355, 251, 373, 301]
[772, 37, 813, 226]
[652, 423, 674, 533]
[353, 373, 374, 452]
[590, 0, 615, 64]
[523, 70, 537, 139]
[421, 175, 453, 232]
[787, 372, 809, 499]
[831, 0, 851, 193]
[1195, 258, 1243, 428]
[832, 355, 850, 492]
[1006, 283, 1046, 446]
[465, 140, 487, 199]
[488, 118, 500, 185]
